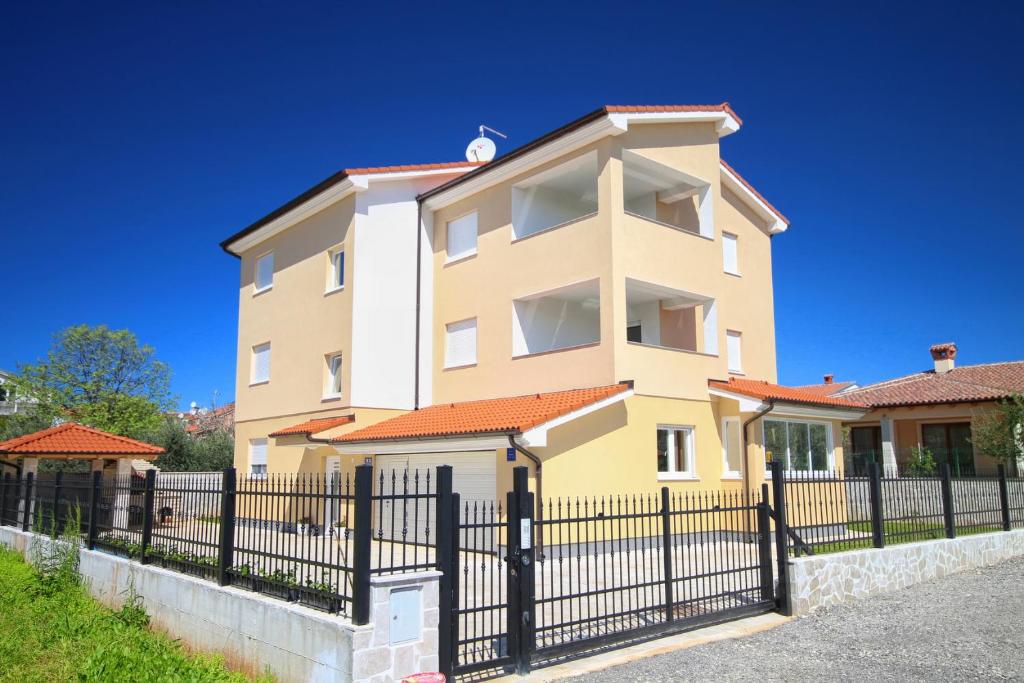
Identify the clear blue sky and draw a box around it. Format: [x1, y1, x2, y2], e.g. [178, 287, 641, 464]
[3, 2, 1022, 411]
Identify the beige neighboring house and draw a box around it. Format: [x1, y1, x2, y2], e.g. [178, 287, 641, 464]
[220, 103, 867, 502]
[838, 343, 1024, 476]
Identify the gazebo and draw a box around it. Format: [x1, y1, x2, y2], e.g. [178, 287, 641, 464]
[0, 422, 164, 479]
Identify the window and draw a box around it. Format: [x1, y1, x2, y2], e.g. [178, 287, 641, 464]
[249, 438, 268, 477]
[251, 342, 271, 384]
[723, 233, 739, 275]
[764, 419, 832, 473]
[512, 152, 598, 240]
[324, 353, 343, 397]
[722, 417, 742, 478]
[446, 212, 478, 262]
[727, 331, 743, 373]
[254, 252, 273, 292]
[626, 322, 642, 343]
[328, 249, 345, 291]
[445, 318, 477, 368]
[657, 425, 695, 479]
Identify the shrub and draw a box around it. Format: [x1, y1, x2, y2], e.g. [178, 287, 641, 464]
[905, 446, 937, 476]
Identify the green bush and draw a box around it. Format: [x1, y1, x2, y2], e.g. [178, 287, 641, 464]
[905, 446, 937, 476]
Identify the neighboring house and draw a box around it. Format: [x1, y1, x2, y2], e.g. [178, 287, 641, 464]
[0, 370, 34, 416]
[173, 401, 235, 436]
[220, 103, 867, 502]
[838, 343, 1024, 476]
[795, 374, 858, 397]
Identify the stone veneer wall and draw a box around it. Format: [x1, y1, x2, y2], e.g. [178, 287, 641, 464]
[0, 526, 439, 682]
[788, 529, 1024, 615]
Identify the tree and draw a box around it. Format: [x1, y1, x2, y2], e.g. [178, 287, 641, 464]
[12, 325, 173, 439]
[972, 394, 1024, 471]
[150, 419, 234, 472]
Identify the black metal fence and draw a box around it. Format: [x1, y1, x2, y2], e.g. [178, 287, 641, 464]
[780, 463, 1024, 556]
[0, 465, 437, 620]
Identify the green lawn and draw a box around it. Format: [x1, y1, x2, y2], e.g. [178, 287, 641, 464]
[0, 546, 271, 682]
[802, 521, 1006, 556]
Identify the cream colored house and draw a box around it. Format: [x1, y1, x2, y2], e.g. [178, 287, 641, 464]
[221, 104, 867, 503]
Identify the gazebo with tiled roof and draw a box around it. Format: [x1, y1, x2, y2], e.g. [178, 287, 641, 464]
[0, 422, 163, 477]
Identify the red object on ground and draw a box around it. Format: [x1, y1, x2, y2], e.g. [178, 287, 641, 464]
[401, 673, 445, 683]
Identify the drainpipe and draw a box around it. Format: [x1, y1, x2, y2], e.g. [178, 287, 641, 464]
[413, 201, 423, 410]
[508, 434, 544, 554]
[742, 399, 775, 539]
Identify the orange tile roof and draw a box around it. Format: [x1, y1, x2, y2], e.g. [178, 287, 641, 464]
[269, 414, 355, 438]
[605, 102, 743, 125]
[334, 384, 632, 443]
[840, 361, 1024, 408]
[0, 423, 164, 458]
[343, 161, 485, 175]
[708, 378, 868, 409]
[719, 159, 790, 225]
[794, 381, 857, 397]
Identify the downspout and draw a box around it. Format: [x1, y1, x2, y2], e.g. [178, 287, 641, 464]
[413, 201, 423, 410]
[742, 399, 775, 539]
[508, 434, 544, 554]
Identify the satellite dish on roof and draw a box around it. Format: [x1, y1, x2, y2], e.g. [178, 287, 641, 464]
[465, 125, 507, 163]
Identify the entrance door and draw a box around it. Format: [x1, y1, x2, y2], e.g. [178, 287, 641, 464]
[325, 456, 342, 528]
[921, 423, 975, 476]
[850, 426, 882, 475]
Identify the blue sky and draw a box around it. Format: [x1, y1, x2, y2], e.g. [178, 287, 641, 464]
[2, 2, 1022, 411]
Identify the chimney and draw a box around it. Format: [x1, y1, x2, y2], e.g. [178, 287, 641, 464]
[823, 374, 834, 384]
[930, 342, 957, 374]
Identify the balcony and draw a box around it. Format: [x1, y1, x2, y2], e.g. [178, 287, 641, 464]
[622, 149, 712, 238]
[512, 279, 601, 357]
[625, 278, 717, 355]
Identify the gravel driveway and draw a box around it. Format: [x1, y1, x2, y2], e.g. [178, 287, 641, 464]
[586, 557, 1024, 682]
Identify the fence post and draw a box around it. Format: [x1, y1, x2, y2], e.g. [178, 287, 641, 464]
[139, 469, 156, 564]
[998, 464, 1011, 532]
[52, 471, 64, 535]
[0, 473, 8, 526]
[757, 484, 774, 604]
[352, 464, 373, 626]
[769, 461, 792, 616]
[940, 463, 956, 539]
[22, 472, 34, 532]
[509, 466, 535, 675]
[435, 465, 455, 679]
[87, 470, 101, 550]
[217, 468, 237, 586]
[868, 462, 885, 548]
[660, 487, 674, 622]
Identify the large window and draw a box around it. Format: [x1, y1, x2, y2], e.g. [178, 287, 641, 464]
[764, 419, 831, 473]
[657, 425, 696, 479]
[512, 152, 598, 240]
[445, 318, 477, 368]
[254, 252, 274, 292]
[249, 438, 268, 477]
[722, 417, 742, 478]
[324, 352, 343, 398]
[251, 342, 271, 384]
[446, 212, 478, 262]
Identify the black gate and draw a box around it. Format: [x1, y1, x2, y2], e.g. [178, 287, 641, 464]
[438, 467, 786, 678]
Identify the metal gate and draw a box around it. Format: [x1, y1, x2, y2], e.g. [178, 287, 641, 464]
[438, 467, 788, 678]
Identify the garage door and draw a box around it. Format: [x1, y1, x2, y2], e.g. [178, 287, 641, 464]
[375, 451, 496, 546]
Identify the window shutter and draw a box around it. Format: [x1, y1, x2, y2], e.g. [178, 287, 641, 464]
[255, 252, 274, 290]
[252, 343, 271, 382]
[723, 233, 738, 274]
[250, 439, 267, 466]
[727, 331, 742, 373]
[445, 319, 477, 367]
[447, 212, 478, 261]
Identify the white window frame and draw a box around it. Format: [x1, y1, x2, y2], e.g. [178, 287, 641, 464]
[723, 232, 739, 275]
[249, 438, 268, 478]
[656, 424, 697, 480]
[251, 342, 271, 385]
[762, 418, 834, 475]
[324, 352, 343, 399]
[726, 330, 743, 374]
[721, 416, 742, 479]
[444, 318, 477, 369]
[327, 248, 345, 292]
[446, 211, 478, 263]
[254, 251, 274, 293]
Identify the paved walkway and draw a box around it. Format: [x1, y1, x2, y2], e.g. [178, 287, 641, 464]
[580, 557, 1024, 682]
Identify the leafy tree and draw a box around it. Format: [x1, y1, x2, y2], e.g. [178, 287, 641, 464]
[150, 419, 234, 472]
[971, 394, 1024, 471]
[12, 325, 173, 439]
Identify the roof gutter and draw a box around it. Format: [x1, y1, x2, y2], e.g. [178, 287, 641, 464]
[414, 200, 423, 410]
[742, 398, 775, 533]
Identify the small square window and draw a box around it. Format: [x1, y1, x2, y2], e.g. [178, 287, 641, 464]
[626, 322, 642, 343]
[250, 438, 268, 477]
[251, 342, 271, 384]
[657, 426, 695, 478]
[325, 353, 343, 397]
[254, 252, 274, 292]
[328, 249, 345, 291]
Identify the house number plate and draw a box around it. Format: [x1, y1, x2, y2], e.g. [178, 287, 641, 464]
[520, 518, 532, 550]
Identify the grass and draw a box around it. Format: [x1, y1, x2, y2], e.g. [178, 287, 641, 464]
[0, 545, 272, 682]
[801, 521, 1006, 556]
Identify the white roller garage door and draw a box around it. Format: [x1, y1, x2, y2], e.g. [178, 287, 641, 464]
[374, 451, 496, 545]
